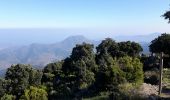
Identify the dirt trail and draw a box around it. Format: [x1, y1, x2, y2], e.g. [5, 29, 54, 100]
[138, 83, 158, 96]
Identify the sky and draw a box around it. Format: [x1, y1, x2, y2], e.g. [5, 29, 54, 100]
[0, 0, 170, 44]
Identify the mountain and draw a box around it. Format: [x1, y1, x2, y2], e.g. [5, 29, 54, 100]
[114, 33, 161, 42]
[0, 35, 95, 70]
[139, 42, 150, 54]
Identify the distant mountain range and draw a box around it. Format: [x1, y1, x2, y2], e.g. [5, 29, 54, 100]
[0, 33, 162, 74]
[0, 35, 98, 70]
[114, 32, 161, 42]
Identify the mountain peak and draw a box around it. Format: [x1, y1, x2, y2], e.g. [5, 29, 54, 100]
[61, 35, 90, 44]
[62, 35, 88, 42]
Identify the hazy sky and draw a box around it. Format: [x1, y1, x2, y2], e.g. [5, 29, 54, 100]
[0, 0, 170, 43]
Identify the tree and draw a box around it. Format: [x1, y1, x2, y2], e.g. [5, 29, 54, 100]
[63, 42, 97, 76]
[95, 61, 126, 91]
[150, 33, 170, 54]
[163, 10, 170, 23]
[5, 64, 43, 97]
[42, 61, 74, 99]
[118, 41, 143, 57]
[149, 33, 170, 95]
[70, 42, 98, 72]
[43, 61, 63, 74]
[0, 78, 7, 97]
[96, 38, 142, 58]
[42, 61, 63, 87]
[95, 38, 143, 93]
[20, 86, 48, 100]
[61, 43, 97, 98]
[96, 38, 119, 58]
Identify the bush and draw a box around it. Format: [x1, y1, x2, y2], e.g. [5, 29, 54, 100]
[20, 86, 48, 100]
[1, 94, 15, 100]
[118, 56, 144, 85]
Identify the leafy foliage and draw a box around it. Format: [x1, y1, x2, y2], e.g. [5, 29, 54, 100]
[118, 56, 143, 84]
[96, 38, 143, 58]
[96, 38, 119, 58]
[0, 78, 8, 97]
[5, 64, 42, 97]
[150, 33, 170, 54]
[20, 86, 48, 100]
[163, 10, 170, 23]
[118, 41, 143, 57]
[1, 94, 15, 100]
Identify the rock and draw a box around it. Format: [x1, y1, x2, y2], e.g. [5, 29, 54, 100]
[138, 83, 158, 97]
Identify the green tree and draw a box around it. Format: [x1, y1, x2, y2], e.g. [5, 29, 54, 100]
[42, 61, 63, 87]
[95, 39, 143, 92]
[43, 61, 63, 74]
[70, 43, 98, 72]
[96, 38, 119, 58]
[95, 50, 126, 91]
[163, 10, 170, 23]
[149, 33, 170, 54]
[42, 61, 68, 99]
[5, 64, 42, 97]
[0, 78, 7, 97]
[118, 41, 143, 57]
[20, 86, 48, 100]
[96, 38, 142, 58]
[61, 43, 97, 98]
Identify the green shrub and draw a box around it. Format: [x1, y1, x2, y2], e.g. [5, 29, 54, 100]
[19, 86, 48, 100]
[118, 56, 144, 85]
[1, 94, 15, 100]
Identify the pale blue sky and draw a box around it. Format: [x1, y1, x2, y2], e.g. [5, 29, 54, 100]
[0, 0, 170, 40]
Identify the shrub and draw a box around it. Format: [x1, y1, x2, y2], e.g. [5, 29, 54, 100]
[118, 56, 144, 85]
[1, 94, 15, 100]
[20, 86, 48, 100]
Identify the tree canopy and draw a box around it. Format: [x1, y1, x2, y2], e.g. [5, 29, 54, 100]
[96, 38, 143, 58]
[149, 33, 170, 54]
[163, 10, 170, 23]
[5, 64, 42, 98]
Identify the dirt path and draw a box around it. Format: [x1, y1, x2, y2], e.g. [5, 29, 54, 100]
[138, 83, 158, 96]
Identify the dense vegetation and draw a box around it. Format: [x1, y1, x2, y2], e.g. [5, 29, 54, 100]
[0, 38, 146, 100]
